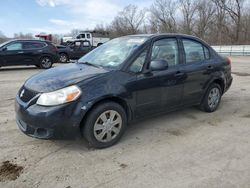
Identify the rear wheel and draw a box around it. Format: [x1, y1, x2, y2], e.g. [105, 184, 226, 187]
[59, 53, 69, 63]
[199, 83, 222, 112]
[83, 102, 127, 148]
[40, 57, 52, 69]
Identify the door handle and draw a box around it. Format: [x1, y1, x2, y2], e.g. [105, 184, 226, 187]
[175, 71, 184, 77]
[17, 51, 24, 54]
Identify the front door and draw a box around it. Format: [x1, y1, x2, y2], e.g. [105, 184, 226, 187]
[149, 38, 184, 109]
[1, 42, 24, 66]
[129, 47, 163, 118]
[128, 37, 184, 118]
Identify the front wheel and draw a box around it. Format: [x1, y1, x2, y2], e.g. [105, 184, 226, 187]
[199, 83, 222, 112]
[40, 57, 52, 69]
[83, 102, 127, 148]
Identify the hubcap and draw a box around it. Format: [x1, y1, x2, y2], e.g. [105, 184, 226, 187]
[93, 110, 122, 143]
[208, 88, 220, 109]
[60, 55, 67, 62]
[41, 58, 52, 68]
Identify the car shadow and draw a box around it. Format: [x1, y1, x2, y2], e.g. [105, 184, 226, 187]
[0, 66, 38, 71]
[37, 100, 233, 151]
[48, 107, 203, 151]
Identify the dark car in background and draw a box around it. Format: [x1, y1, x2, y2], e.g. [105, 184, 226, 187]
[0, 39, 59, 69]
[15, 34, 232, 148]
[57, 40, 92, 63]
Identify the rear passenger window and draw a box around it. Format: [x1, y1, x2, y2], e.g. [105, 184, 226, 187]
[183, 39, 210, 63]
[23, 42, 46, 50]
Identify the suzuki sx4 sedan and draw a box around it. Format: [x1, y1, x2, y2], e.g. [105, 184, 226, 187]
[15, 34, 232, 148]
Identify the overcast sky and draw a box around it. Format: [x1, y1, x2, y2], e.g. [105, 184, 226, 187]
[0, 0, 153, 37]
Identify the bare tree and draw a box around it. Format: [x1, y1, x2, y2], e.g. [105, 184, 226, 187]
[150, 0, 178, 33]
[224, 0, 245, 43]
[211, 0, 228, 44]
[194, 0, 215, 40]
[0, 31, 7, 43]
[111, 5, 146, 36]
[241, 11, 250, 43]
[13, 32, 34, 39]
[179, 0, 198, 35]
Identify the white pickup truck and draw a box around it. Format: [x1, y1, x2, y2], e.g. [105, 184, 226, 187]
[61, 32, 110, 47]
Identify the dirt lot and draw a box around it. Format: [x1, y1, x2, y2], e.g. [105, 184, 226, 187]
[0, 57, 249, 188]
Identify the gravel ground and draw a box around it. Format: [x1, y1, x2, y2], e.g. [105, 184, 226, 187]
[0, 57, 249, 188]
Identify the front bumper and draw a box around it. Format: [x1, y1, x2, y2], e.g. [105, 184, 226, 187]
[15, 95, 84, 139]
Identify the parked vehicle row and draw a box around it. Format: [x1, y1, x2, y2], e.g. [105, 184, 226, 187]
[0, 39, 96, 68]
[15, 34, 233, 148]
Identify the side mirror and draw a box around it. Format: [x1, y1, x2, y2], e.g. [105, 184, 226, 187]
[149, 60, 168, 71]
[1, 47, 7, 52]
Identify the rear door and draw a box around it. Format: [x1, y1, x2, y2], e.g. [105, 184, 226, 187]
[22, 41, 47, 65]
[179, 38, 212, 105]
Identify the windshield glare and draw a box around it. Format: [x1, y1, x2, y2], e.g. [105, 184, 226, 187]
[78, 36, 147, 69]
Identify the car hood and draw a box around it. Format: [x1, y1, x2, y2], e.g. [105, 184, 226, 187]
[24, 63, 108, 93]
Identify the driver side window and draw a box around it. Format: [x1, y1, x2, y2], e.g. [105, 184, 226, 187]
[6, 42, 22, 51]
[151, 38, 179, 67]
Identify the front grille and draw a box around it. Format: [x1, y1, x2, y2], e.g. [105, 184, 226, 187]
[19, 86, 39, 103]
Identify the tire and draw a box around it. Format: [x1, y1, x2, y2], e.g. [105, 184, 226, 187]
[199, 83, 222, 112]
[59, 53, 69, 63]
[40, 56, 53, 69]
[83, 102, 127, 148]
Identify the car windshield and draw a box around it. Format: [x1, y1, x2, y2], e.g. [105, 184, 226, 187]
[0, 41, 9, 48]
[78, 36, 147, 69]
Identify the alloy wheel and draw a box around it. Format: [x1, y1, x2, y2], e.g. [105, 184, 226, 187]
[41, 57, 52, 68]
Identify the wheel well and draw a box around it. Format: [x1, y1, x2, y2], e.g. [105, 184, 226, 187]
[59, 52, 68, 56]
[79, 97, 131, 129]
[40, 55, 52, 61]
[213, 79, 225, 93]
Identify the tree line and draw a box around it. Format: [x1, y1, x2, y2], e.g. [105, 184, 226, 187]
[1, 0, 249, 45]
[100, 0, 249, 45]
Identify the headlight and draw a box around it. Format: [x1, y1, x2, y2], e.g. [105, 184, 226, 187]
[37, 85, 81, 106]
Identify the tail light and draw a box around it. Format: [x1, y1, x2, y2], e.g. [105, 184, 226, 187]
[226, 57, 231, 65]
[51, 44, 58, 53]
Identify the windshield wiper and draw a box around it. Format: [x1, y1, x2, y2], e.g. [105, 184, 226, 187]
[79, 61, 103, 69]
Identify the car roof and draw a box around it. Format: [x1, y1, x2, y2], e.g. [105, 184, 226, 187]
[129, 33, 201, 39]
[5, 39, 51, 43]
[127, 33, 209, 45]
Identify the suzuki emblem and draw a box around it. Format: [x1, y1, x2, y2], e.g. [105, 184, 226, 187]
[20, 89, 25, 98]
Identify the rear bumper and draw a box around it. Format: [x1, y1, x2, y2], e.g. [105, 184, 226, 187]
[225, 76, 233, 93]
